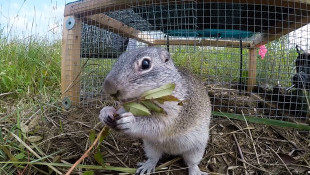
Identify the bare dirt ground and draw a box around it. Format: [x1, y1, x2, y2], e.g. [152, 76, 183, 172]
[38, 106, 310, 175]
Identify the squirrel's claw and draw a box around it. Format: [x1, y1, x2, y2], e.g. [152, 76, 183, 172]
[115, 112, 136, 132]
[99, 106, 117, 128]
[136, 160, 156, 175]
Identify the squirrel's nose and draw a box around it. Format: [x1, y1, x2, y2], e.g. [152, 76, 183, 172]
[103, 78, 119, 96]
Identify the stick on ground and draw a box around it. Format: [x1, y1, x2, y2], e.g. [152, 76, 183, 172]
[65, 126, 110, 175]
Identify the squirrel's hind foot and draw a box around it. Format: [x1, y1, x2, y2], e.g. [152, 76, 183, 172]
[188, 166, 209, 175]
[136, 160, 157, 175]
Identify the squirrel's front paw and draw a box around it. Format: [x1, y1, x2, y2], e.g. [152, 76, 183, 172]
[99, 106, 117, 128]
[115, 112, 136, 133]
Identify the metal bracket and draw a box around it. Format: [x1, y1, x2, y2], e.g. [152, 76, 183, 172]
[66, 17, 75, 30]
[62, 96, 72, 110]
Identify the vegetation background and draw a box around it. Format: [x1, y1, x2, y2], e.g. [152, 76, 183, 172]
[1, 0, 310, 174]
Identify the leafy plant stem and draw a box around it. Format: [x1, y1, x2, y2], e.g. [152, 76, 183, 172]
[65, 127, 110, 175]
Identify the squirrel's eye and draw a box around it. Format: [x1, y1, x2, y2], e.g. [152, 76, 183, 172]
[141, 59, 151, 70]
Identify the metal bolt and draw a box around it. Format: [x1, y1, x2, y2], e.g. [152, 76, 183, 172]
[66, 17, 75, 30]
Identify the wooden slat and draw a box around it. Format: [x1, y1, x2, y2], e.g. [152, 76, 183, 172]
[84, 14, 154, 45]
[64, 0, 172, 17]
[84, 13, 250, 47]
[61, 16, 82, 105]
[153, 39, 251, 48]
[254, 12, 310, 47]
[64, 0, 310, 17]
[247, 48, 257, 92]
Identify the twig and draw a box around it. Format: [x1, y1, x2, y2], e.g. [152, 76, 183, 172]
[220, 111, 245, 134]
[255, 136, 291, 143]
[209, 142, 269, 173]
[207, 86, 238, 92]
[156, 157, 182, 170]
[65, 127, 110, 175]
[226, 127, 254, 135]
[30, 164, 50, 175]
[110, 133, 120, 151]
[251, 93, 277, 109]
[213, 152, 234, 157]
[232, 133, 248, 175]
[241, 111, 260, 166]
[24, 108, 41, 125]
[0, 92, 15, 97]
[102, 140, 119, 151]
[221, 155, 229, 167]
[209, 124, 217, 131]
[67, 136, 85, 153]
[265, 144, 292, 175]
[37, 131, 84, 146]
[106, 148, 128, 168]
[271, 127, 299, 149]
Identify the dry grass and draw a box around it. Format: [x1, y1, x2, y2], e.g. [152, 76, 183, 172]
[2, 104, 308, 175]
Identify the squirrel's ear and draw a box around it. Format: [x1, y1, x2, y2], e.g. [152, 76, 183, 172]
[158, 48, 171, 63]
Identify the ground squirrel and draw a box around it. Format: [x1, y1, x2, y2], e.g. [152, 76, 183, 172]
[99, 47, 211, 175]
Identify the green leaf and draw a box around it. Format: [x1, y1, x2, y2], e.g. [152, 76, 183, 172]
[94, 151, 104, 166]
[99, 127, 110, 143]
[27, 136, 43, 143]
[155, 95, 180, 104]
[213, 111, 310, 130]
[89, 130, 96, 144]
[83, 171, 95, 175]
[20, 122, 28, 134]
[123, 102, 151, 116]
[15, 152, 25, 160]
[141, 83, 176, 99]
[141, 101, 164, 113]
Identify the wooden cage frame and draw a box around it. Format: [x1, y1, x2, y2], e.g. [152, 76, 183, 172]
[61, 0, 310, 106]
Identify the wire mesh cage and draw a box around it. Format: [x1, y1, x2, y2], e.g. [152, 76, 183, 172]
[61, 0, 310, 122]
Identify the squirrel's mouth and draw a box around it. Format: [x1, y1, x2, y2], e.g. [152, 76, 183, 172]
[110, 90, 140, 103]
[119, 97, 139, 103]
[113, 94, 139, 104]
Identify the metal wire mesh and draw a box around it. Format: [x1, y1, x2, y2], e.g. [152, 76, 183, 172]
[62, 0, 310, 122]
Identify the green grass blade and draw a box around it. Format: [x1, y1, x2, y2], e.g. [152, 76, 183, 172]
[30, 150, 63, 163]
[0, 128, 3, 143]
[83, 171, 95, 175]
[0, 162, 137, 173]
[16, 108, 21, 139]
[212, 111, 310, 130]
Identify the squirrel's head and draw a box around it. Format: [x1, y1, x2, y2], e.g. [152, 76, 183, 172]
[103, 47, 180, 102]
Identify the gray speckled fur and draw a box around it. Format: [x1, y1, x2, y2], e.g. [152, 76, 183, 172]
[100, 47, 211, 175]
